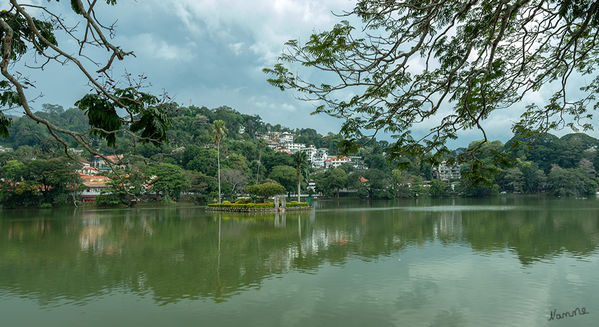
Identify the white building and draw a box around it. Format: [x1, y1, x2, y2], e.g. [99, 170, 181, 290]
[324, 155, 352, 168]
[301, 145, 317, 161]
[0, 145, 12, 152]
[324, 155, 366, 169]
[298, 145, 331, 168]
[280, 132, 294, 144]
[78, 161, 99, 175]
[434, 161, 461, 181]
[286, 142, 306, 154]
[312, 148, 328, 168]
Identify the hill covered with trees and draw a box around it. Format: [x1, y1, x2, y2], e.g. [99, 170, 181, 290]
[1, 103, 598, 208]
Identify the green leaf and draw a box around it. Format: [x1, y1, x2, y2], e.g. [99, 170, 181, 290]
[75, 94, 122, 146]
[0, 112, 11, 138]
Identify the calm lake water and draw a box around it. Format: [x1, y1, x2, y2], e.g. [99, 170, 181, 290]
[1, 197, 598, 326]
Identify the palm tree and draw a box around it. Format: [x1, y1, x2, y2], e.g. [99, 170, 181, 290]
[292, 151, 309, 202]
[211, 120, 227, 203]
[256, 138, 266, 183]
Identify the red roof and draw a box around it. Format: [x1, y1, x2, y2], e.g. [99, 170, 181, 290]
[106, 155, 124, 163]
[94, 155, 124, 163]
[325, 155, 350, 162]
[79, 173, 110, 180]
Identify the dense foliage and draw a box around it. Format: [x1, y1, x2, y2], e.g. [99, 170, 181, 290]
[1, 103, 599, 208]
[0, 157, 81, 207]
[266, 0, 599, 166]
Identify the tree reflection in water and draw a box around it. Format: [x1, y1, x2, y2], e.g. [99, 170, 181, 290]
[0, 197, 598, 305]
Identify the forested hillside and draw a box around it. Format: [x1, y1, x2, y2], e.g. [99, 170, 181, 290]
[1, 103, 598, 208]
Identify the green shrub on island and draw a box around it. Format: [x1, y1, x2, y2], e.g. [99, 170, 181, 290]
[207, 202, 275, 208]
[207, 200, 309, 208]
[254, 203, 275, 208]
[287, 201, 309, 207]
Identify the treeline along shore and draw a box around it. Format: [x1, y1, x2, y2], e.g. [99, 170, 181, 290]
[1, 104, 598, 208]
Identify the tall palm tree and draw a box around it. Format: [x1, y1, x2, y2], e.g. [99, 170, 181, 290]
[256, 138, 266, 183]
[292, 151, 309, 202]
[211, 120, 227, 203]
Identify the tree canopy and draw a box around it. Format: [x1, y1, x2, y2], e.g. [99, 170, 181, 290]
[0, 157, 81, 207]
[265, 0, 599, 163]
[148, 163, 189, 201]
[245, 182, 286, 202]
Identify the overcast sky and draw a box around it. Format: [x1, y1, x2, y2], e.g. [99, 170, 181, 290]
[9, 0, 599, 148]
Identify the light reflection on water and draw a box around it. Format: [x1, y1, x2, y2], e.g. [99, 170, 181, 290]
[0, 197, 598, 326]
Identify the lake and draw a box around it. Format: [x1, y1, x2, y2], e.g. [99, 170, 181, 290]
[1, 197, 598, 326]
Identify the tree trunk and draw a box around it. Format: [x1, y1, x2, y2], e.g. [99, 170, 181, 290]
[217, 142, 221, 204]
[256, 151, 261, 184]
[297, 167, 301, 202]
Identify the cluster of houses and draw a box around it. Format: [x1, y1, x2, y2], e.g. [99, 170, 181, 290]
[76, 138, 458, 201]
[257, 131, 365, 169]
[78, 155, 124, 202]
[3, 136, 462, 202]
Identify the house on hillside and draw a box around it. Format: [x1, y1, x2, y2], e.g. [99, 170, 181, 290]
[78, 159, 99, 175]
[280, 132, 294, 144]
[80, 174, 110, 202]
[325, 155, 352, 168]
[311, 148, 328, 168]
[80, 166, 99, 176]
[0, 145, 12, 152]
[324, 155, 365, 169]
[301, 145, 317, 160]
[91, 155, 125, 171]
[433, 161, 461, 181]
[285, 142, 305, 154]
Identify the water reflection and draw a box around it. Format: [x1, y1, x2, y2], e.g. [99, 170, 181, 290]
[0, 198, 598, 306]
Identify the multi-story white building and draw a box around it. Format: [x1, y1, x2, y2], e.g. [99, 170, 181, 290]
[312, 148, 328, 168]
[324, 155, 353, 168]
[324, 155, 366, 169]
[280, 132, 294, 144]
[433, 161, 461, 181]
[298, 145, 330, 168]
[286, 142, 306, 153]
[301, 145, 317, 160]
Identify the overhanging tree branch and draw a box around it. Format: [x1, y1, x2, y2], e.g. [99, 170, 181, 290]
[265, 0, 599, 169]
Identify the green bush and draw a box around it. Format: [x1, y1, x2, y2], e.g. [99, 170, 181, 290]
[207, 202, 275, 208]
[287, 201, 309, 207]
[253, 203, 275, 208]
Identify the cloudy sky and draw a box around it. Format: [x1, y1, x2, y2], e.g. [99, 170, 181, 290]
[9, 0, 599, 148]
